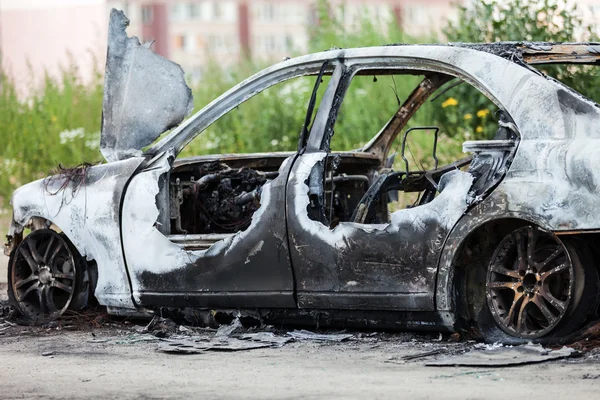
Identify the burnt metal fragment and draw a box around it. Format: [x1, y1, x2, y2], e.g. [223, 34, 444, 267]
[101, 9, 193, 162]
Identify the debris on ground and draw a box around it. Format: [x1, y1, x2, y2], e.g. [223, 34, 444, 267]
[240, 332, 293, 346]
[157, 318, 292, 354]
[143, 316, 178, 338]
[287, 329, 353, 342]
[2, 302, 600, 368]
[425, 343, 579, 367]
[401, 349, 447, 361]
[566, 320, 600, 352]
[215, 317, 243, 337]
[158, 337, 274, 354]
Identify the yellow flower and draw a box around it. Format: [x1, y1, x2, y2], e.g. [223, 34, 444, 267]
[442, 97, 458, 108]
[51, 115, 57, 123]
[464, 113, 473, 120]
[476, 126, 484, 133]
[477, 109, 490, 118]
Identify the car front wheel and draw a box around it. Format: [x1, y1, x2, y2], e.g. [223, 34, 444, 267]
[7, 229, 86, 323]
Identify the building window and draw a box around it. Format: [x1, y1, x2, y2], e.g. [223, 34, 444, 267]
[184, 35, 196, 52]
[174, 35, 185, 50]
[189, 2, 200, 18]
[141, 5, 153, 25]
[256, 3, 275, 21]
[213, 2, 223, 19]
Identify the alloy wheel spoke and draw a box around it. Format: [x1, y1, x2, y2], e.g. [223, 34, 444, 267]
[532, 293, 557, 326]
[516, 295, 531, 333]
[42, 235, 56, 264]
[536, 248, 564, 271]
[36, 287, 45, 313]
[504, 292, 524, 326]
[14, 274, 39, 289]
[18, 246, 39, 274]
[17, 283, 39, 302]
[42, 286, 59, 314]
[538, 286, 566, 313]
[48, 242, 65, 267]
[51, 280, 73, 294]
[53, 271, 75, 280]
[526, 228, 537, 268]
[489, 281, 519, 290]
[26, 239, 44, 264]
[515, 231, 528, 271]
[540, 262, 570, 281]
[489, 264, 521, 279]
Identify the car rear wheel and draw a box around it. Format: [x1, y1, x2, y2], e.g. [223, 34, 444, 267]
[480, 226, 599, 342]
[7, 229, 86, 323]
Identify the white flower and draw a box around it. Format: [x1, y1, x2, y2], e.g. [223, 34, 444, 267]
[2, 158, 17, 169]
[84, 131, 100, 150]
[59, 128, 85, 144]
[270, 139, 279, 147]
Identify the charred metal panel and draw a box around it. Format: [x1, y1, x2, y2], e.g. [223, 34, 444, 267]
[121, 153, 296, 308]
[287, 152, 473, 311]
[8, 158, 144, 309]
[101, 9, 193, 162]
[519, 43, 600, 65]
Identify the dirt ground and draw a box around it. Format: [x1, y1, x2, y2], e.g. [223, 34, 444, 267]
[1, 309, 600, 400]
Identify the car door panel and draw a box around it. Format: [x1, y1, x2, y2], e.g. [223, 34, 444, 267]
[121, 153, 297, 309]
[287, 151, 474, 311]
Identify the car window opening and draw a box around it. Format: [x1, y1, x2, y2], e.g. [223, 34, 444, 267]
[306, 70, 519, 229]
[166, 72, 333, 243]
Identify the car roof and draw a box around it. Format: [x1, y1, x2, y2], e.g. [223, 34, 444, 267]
[149, 42, 600, 157]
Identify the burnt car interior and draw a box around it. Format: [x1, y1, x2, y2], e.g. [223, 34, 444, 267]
[165, 68, 519, 243]
[169, 157, 281, 235]
[165, 71, 334, 240]
[305, 70, 519, 229]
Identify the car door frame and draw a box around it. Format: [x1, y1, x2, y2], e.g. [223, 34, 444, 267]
[286, 57, 502, 312]
[120, 59, 347, 310]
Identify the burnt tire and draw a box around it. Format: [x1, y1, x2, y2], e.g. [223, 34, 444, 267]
[7, 229, 88, 323]
[477, 226, 599, 344]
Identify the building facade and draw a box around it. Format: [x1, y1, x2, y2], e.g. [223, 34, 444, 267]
[105, 0, 463, 81]
[13, 0, 600, 93]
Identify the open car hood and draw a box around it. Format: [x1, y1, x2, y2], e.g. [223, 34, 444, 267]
[100, 9, 193, 162]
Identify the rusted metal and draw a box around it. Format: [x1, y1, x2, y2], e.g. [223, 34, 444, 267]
[520, 43, 600, 65]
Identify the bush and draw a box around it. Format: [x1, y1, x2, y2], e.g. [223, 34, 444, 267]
[0, 60, 103, 216]
[440, 0, 600, 139]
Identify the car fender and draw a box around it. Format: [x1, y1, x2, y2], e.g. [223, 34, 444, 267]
[6, 157, 144, 309]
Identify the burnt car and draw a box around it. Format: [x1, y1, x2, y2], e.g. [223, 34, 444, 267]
[5, 10, 600, 343]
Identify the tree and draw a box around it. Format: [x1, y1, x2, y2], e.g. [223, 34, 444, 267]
[439, 0, 599, 139]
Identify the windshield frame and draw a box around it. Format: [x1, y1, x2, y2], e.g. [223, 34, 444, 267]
[146, 57, 340, 158]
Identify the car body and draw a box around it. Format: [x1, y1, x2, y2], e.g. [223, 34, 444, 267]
[5, 10, 600, 342]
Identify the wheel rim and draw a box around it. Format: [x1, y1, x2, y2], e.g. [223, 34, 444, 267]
[486, 226, 574, 338]
[9, 229, 76, 321]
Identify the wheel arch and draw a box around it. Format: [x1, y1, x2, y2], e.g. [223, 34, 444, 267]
[434, 208, 548, 317]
